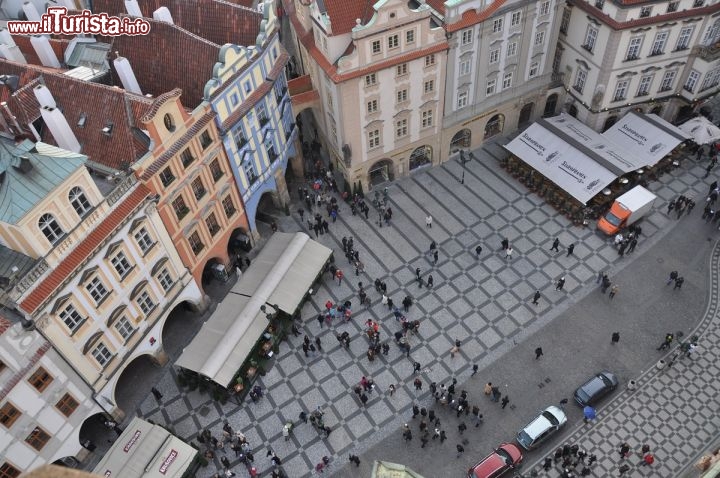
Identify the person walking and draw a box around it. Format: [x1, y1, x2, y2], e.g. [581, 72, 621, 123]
[151, 387, 163, 401]
[611, 332, 620, 344]
[505, 247, 513, 260]
[555, 276, 565, 291]
[535, 347, 544, 359]
[550, 238, 560, 252]
[501, 395, 510, 409]
[657, 333, 674, 350]
[336, 269, 344, 285]
[456, 444, 465, 458]
[389, 384, 396, 396]
[315, 336, 322, 352]
[475, 245, 482, 257]
[349, 454, 361, 467]
[413, 361, 421, 374]
[666, 270, 678, 285]
[425, 215, 433, 228]
[618, 443, 631, 459]
[674, 276, 685, 290]
[427, 274, 434, 288]
[458, 422, 467, 435]
[642, 453, 655, 466]
[609, 284, 619, 299]
[501, 238, 509, 250]
[566, 243, 575, 256]
[433, 250, 439, 264]
[414, 378, 423, 391]
[471, 364, 479, 376]
[532, 290, 541, 305]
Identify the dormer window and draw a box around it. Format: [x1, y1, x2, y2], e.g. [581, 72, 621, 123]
[69, 187, 91, 217]
[163, 114, 175, 132]
[77, 113, 87, 128]
[102, 123, 113, 136]
[39, 213, 63, 244]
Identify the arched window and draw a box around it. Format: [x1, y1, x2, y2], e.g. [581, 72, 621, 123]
[38, 213, 63, 244]
[69, 187, 91, 217]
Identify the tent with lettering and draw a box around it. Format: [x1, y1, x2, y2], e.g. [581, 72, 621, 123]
[92, 417, 196, 478]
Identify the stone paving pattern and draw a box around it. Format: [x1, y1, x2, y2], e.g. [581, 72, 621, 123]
[130, 136, 719, 478]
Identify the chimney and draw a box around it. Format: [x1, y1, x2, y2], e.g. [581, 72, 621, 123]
[152, 6, 174, 24]
[22, 2, 41, 22]
[0, 30, 17, 47]
[113, 54, 142, 94]
[30, 36, 61, 68]
[33, 84, 56, 108]
[40, 106, 81, 152]
[124, 0, 143, 17]
[0, 30, 26, 64]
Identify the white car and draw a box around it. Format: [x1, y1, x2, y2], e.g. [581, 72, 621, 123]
[516, 405, 567, 450]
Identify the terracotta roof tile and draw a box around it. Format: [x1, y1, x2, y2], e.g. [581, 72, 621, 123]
[19, 184, 151, 315]
[570, 0, 720, 29]
[11, 36, 69, 66]
[322, 0, 375, 36]
[446, 0, 507, 32]
[425, 0, 446, 15]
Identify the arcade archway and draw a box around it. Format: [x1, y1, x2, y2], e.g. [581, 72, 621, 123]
[484, 114, 504, 139]
[368, 159, 394, 186]
[544, 94, 559, 117]
[602, 116, 618, 132]
[449, 129, 471, 154]
[409, 145, 432, 171]
[518, 103, 534, 128]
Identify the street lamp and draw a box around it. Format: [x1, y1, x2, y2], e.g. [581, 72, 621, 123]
[458, 149, 472, 184]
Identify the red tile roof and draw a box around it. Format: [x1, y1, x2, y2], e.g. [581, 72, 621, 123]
[446, 0, 507, 32]
[11, 36, 70, 67]
[425, 0, 446, 15]
[571, 0, 720, 29]
[19, 184, 152, 315]
[322, 0, 375, 36]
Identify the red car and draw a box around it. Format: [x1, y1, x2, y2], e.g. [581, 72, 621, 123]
[467, 443, 523, 478]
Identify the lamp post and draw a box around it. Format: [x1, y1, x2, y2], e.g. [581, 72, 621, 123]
[458, 149, 472, 184]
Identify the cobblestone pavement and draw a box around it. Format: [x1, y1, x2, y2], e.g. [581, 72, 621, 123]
[134, 140, 711, 477]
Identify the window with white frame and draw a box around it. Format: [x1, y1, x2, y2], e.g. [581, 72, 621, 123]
[205, 212, 220, 236]
[388, 34, 399, 49]
[424, 80, 434, 93]
[425, 54, 435, 67]
[684, 70, 700, 92]
[460, 60, 471, 76]
[660, 70, 676, 91]
[535, 30, 546, 46]
[637, 75, 653, 96]
[489, 49, 500, 64]
[703, 19, 720, 46]
[613, 80, 629, 101]
[502, 72, 513, 89]
[583, 26, 598, 52]
[539, 1, 550, 15]
[511, 11, 521, 26]
[626, 37, 642, 60]
[86, 277, 109, 304]
[365, 73, 377, 86]
[396, 63, 408, 76]
[91, 343, 112, 367]
[667, 1, 679, 11]
[111, 252, 132, 278]
[675, 27, 694, 50]
[457, 91, 468, 108]
[396, 119, 408, 138]
[486, 79, 497, 95]
[492, 18, 503, 33]
[421, 110, 433, 128]
[38, 213, 63, 244]
[367, 99, 378, 114]
[113, 317, 134, 341]
[136, 290, 155, 315]
[701, 67, 720, 91]
[59, 304, 83, 333]
[650, 31, 669, 55]
[396, 89, 408, 103]
[507, 42, 518, 57]
[157, 268, 174, 292]
[529, 62, 539, 78]
[574, 68, 588, 93]
[461, 29, 473, 45]
[368, 129, 380, 149]
[406, 30, 415, 44]
[69, 187, 91, 217]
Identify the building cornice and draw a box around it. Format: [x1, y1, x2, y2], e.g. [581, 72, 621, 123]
[570, 0, 720, 31]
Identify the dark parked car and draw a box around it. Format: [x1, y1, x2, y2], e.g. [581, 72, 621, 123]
[467, 442, 523, 478]
[574, 371, 618, 407]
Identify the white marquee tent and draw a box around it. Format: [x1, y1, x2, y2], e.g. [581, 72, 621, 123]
[679, 116, 720, 145]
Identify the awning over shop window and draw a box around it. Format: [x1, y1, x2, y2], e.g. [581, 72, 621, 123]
[504, 122, 617, 204]
[175, 232, 332, 387]
[92, 417, 196, 478]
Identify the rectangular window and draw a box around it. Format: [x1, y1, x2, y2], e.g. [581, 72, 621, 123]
[486, 79, 497, 95]
[86, 277, 109, 305]
[388, 34, 399, 49]
[539, 1, 550, 15]
[626, 37, 642, 60]
[59, 304, 83, 333]
[113, 317, 134, 341]
[406, 30, 415, 44]
[423, 80, 434, 93]
[511, 11, 521, 26]
[676, 27, 693, 50]
[28, 367, 53, 392]
[639, 6, 652, 17]
[25, 427, 51, 451]
[493, 18, 503, 33]
[457, 91, 468, 108]
[91, 343, 112, 367]
[460, 60, 471, 76]
[200, 130, 212, 149]
[489, 49, 500, 64]
[651, 31, 669, 55]
[0, 403, 21, 428]
[667, 1, 678, 11]
[461, 29, 473, 45]
[134, 227, 154, 254]
[365, 73, 377, 86]
[230, 93, 239, 107]
[367, 99, 378, 114]
[188, 232, 204, 256]
[574, 68, 588, 93]
[535, 30, 546, 46]
[660, 71, 676, 91]
[55, 394, 79, 418]
[560, 8, 571, 34]
[222, 196, 236, 218]
[368, 129, 380, 149]
[243, 80, 251, 94]
[157, 268, 174, 292]
[507, 42, 518, 57]
[159, 167, 175, 187]
[172, 196, 189, 221]
[111, 252, 132, 278]
[583, 26, 598, 52]
[396, 89, 408, 103]
[637, 75, 653, 96]
[425, 54, 435, 67]
[684, 70, 700, 92]
[421, 109, 433, 128]
[0, 463, 20, 478]
[701, 67, 720, 91]
[502, 72, 513, 89]
[180, 149, 194, 168]
[529, 62, 539, 78]
[136, 291, 155, 315]
[396, 63, 408, 76]
[613, 80, 629, 101]
[205, 212, 220, 236]
[210, 159, 223, 182]
[395, 118, 408, 138]
[191, 177, 206, 201]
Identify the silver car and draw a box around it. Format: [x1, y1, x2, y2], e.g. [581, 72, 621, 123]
[516, 405, 568, 450]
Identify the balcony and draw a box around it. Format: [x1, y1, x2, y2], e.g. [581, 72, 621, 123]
[694, 43, 720, 62]
[581, 44, 594, 53]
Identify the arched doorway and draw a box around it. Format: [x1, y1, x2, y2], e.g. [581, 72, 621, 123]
[227, 227, 252, 257]
[161, 301, 203, 359]
[79, 412, 114, 455]
[568, 104, 579, 118]
[449, 129, 471, 154]
[650, 105, 663, 115]
[518, 103, 534, 128]
[602, 116, 618, 132]
[113, 354, 161, 418]
[484, 114, 504, 139]
[543, 94, 559, 117]
[256, 191, 281, 235]
[201, 257, 227, 288]
[675, 105, 694, 123]
[409, 145, 432, 171]
[368, 159, 394, 186]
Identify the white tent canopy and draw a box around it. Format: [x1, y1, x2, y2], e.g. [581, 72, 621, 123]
[504, 122, 617, 204]
[679, 116, 720, 145]
[175, 232, 332, 387]
[602, 111, 686, 167]
[92, 417, 196, 478]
